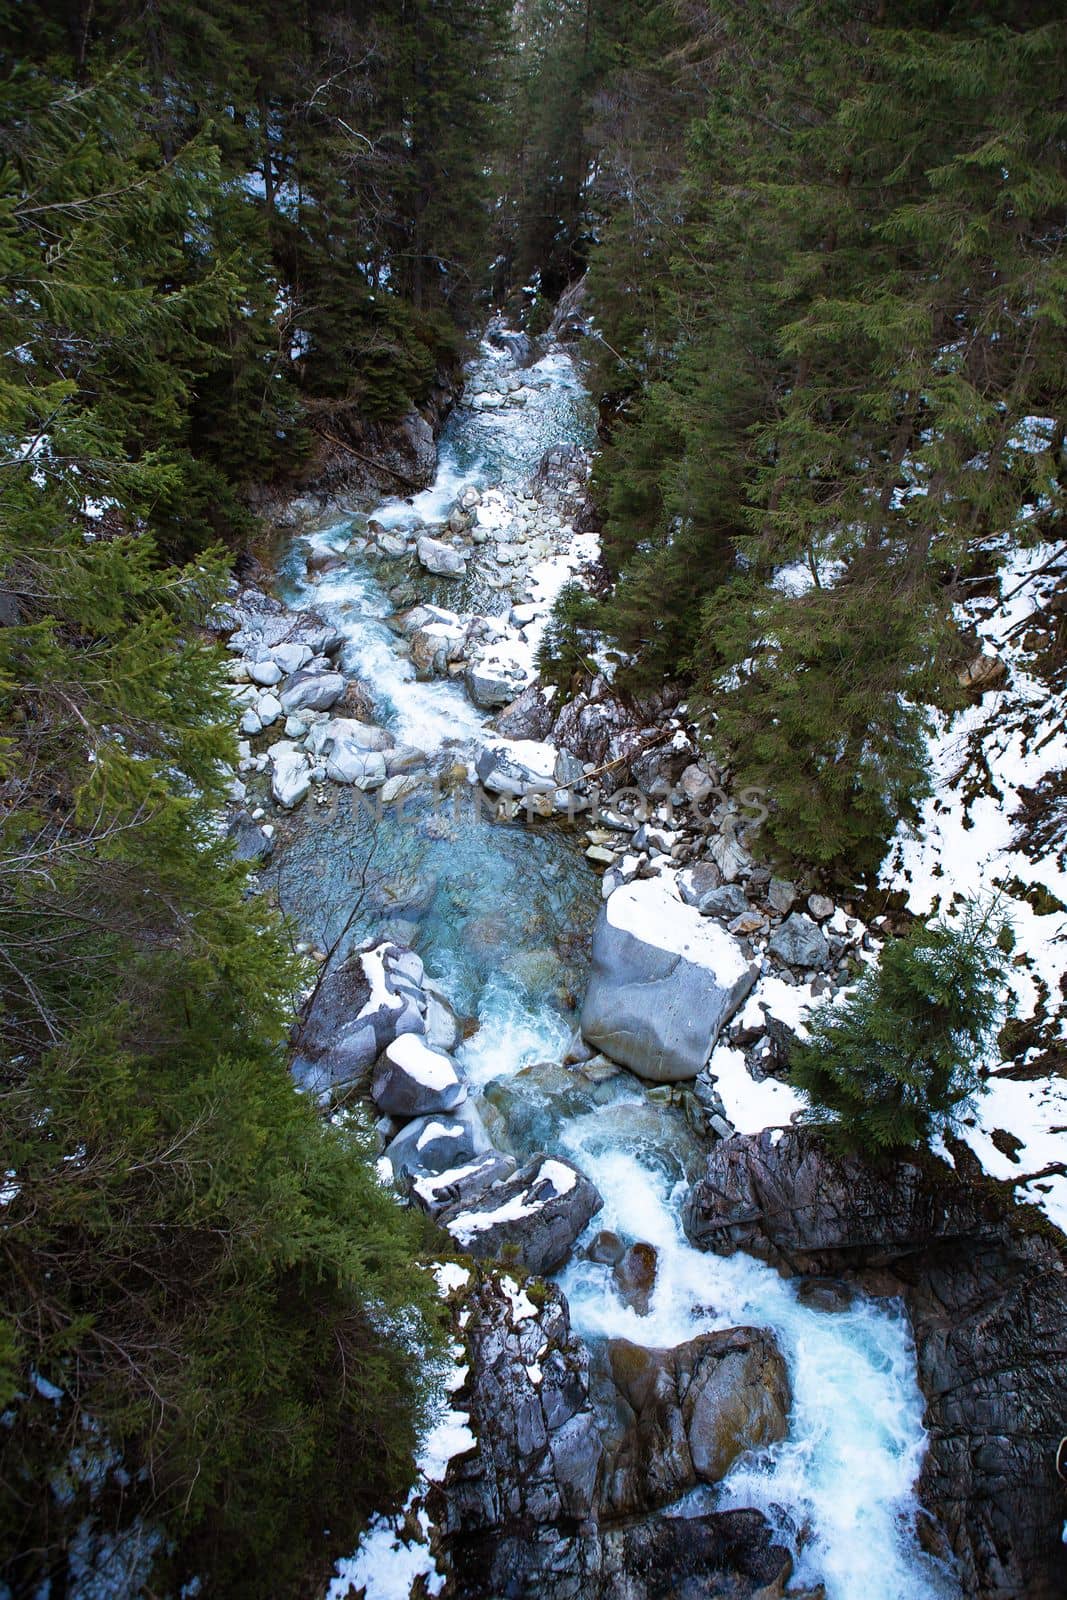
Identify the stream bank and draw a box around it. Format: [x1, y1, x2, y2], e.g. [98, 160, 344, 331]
[210, 322, 983, 1600]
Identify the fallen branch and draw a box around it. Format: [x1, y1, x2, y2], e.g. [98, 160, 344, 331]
[311, 424, 423, 494]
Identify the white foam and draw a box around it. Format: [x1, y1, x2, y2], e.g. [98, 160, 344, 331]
[556, 1144, 957, 1600]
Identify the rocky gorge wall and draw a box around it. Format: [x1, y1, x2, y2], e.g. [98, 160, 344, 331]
[685, 1129, 1067, 1599]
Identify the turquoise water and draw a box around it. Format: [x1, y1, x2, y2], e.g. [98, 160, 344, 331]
[272, 332, 958, 1600]
[269, 337, 598, 1071]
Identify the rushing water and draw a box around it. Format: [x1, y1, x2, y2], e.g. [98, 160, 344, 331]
[273, 332, 959, 1600]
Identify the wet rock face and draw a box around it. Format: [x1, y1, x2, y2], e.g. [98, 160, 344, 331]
[439, 1274, 603, 1597]
[440, 1276, 797, 1600]
[593, 1330, 791, 1518]
[597, 1510, 799, 1600]
[684, 1128, 1067, 1600]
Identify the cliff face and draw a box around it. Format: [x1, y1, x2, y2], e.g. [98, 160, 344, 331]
[684, 1128, 1067, 1600]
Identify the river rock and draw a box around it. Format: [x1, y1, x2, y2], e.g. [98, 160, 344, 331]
[291, 941, 427, 1092]
[683, 1127, 1067, 1600]
[226, 810, 273, 863]
[611, 1242, 658, 1316]
[699, 883, 750, 921]
[278, 669, 344, 715]
[475, 739, 557, 800]
[248, 658, 283, 687]
[676, 861, 724, 909]
[766, 911, 830, 970]
[495, 683, 555, 741]
[767, 877, 797, 914]
[411, 620, 466, 677]
[270, 642, 314, 675]
[580, 878, 757, 1082]
[440, 1155, 602, 1275]
[370, 1033, 466, 1119]
[305, 716, 390, 787]
[417, 534, 467, 577]
[225, 607, 342, 660]
[423, 981, 461, 1052]
[465, 648, 528, 710]
[268, 741, 312, 809]
[587, 1229, 626, 1266]
[384, 1100, 494, 1180]
[596, 1328, 790, 1517]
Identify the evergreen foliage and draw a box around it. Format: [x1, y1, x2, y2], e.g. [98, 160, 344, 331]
[580, 0, 1067, 874]
[535, 579, 601, 693]
[0, 39, 443, 1600]
[790, 903, 1012, 1151]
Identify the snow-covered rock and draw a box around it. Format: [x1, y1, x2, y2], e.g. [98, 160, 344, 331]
[440, 1155, 602, 1275]
[385, 1102, 494, 1180]
[581, 878, 758, 1082]
[371, 1033, 466, 1119]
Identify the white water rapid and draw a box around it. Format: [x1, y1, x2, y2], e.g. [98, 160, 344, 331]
[288, 331, 959, 1600]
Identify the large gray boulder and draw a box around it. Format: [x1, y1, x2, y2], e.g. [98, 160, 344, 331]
[440, 1154, 602, 1275]
[278, 669, 344, 715]
[370, 1033, 466, 1119]
[684, 1128, 1067, 1600]
[581, 878, 757, 1082]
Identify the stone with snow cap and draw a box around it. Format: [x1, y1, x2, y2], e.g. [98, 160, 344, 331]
[410, 1152, 518, 1218]
[581, 877, 758, 1083]
[371, 1033, 466, 1119]
[417, 534, 467, 577]
[384, 1101, 494, 1180]
[439, 1154, 602, 1275]
[476, 739, 557, 798]
[290, 941, 427, 1093]
[465, 647, 530, 710]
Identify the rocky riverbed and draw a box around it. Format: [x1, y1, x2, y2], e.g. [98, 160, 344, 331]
[210, 317, 1065, 1600]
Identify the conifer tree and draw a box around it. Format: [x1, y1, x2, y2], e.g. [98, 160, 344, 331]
[582, 0, 1066, 874]
[0, 59, 441, 1598]
[790, 903, 1011, 1152]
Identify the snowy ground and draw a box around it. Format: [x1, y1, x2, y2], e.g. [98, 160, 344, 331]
[882, 537, 1067, 1229]
[326, 1264, 473, 1600]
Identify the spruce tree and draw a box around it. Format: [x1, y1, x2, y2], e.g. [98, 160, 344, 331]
[0, 58, 442, 1598]
[790, 903, 1011, 1152]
